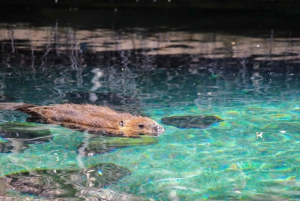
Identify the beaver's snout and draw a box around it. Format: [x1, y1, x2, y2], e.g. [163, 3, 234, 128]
[153, 124, 165, 135]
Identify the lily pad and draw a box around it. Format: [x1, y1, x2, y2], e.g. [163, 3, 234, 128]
[161, 115, 223, 129]
[79, 135, 158, 155]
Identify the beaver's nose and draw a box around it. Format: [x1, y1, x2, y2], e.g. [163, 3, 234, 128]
[153, 125, 165, 135]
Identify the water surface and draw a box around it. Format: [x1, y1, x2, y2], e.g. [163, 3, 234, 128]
[0, 9, 300, 200]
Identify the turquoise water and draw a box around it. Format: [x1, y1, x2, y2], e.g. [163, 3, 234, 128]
[1, 13, 300, 199]
[1, 65, 300, 200]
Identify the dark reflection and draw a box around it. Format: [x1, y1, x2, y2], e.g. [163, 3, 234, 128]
[65, 92, 141, 114]
[0, 163, 136, 200]
[161, 115, 223, 129]
[0, 122, 52, 153]
[0, 95, 14, 102]
[65, 92, 137, 105]
[1, 61, 299, 111]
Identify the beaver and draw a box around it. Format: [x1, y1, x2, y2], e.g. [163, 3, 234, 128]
[0, 103, 165, 138]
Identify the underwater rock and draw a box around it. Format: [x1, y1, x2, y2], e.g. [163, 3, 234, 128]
[78, 135, 158, 155]
[0, 122, 52, 153]
[64, 92, 141, 114]
[161, 115, 223, 129]
[0, 163, 150, 200]
[0, 141, 10, 153]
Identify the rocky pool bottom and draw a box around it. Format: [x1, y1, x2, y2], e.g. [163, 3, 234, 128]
[0, 101, 300, 200]
[0, 122, 158, 200]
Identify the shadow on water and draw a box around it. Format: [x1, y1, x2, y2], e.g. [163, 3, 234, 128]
[1, 7, 300, 200]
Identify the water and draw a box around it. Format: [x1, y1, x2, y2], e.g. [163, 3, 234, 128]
[1, 8, 300, 200]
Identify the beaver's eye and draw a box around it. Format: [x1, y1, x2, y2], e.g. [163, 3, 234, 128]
[139, 124, 145, 129]
[119, 121, 124, 127]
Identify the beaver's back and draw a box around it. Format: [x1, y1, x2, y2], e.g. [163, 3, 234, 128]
[29, 104, 134, 129]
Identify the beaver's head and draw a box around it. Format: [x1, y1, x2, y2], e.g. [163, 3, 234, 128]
[119, 116, 165, 137]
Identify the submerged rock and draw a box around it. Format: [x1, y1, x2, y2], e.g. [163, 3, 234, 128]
[161, 115, 223, 129]
[0, 122, 52, 153]
[3, 163, 129, 196]
[0, 141, 10, 153]
[0, 163, 150, 200]
[78, 135, 158, 155]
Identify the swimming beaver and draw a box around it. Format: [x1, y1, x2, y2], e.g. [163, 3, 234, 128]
[0, 103, 165, 138]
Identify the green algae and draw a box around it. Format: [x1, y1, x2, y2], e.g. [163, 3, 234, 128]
[0, 122, 51, 138]
[80, 135, 159, 155]
[0, 137, 7, 143]
[87, 136, 158, 148]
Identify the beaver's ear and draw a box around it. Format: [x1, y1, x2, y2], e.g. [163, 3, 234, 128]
[119, 121, 125, 127]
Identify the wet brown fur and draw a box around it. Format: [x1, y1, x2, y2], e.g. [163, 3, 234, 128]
[0, 103, 165, 137]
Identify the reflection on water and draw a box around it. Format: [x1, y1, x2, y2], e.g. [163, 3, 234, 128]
[1, 23, 300, 70]
[0, 13, 300, 200]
